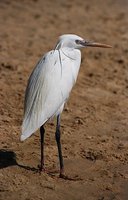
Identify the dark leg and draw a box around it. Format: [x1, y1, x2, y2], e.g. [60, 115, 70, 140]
[55, 115, 64, 177]
[55, 116, 82, 180]
[40, 125, 45, 171]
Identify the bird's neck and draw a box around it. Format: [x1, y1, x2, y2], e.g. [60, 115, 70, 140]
[59, 47, 81, 60]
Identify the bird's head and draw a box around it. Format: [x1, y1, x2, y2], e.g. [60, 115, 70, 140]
[55, 34, 112, 50]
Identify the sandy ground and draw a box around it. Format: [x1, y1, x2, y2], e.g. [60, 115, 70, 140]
[0, 0, 128, 199]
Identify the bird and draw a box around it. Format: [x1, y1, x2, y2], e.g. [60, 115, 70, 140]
[20, 34, 111, 178]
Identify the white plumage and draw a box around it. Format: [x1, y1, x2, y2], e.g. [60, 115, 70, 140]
[21, 35, 82, 141]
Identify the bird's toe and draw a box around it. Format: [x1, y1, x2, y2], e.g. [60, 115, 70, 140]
[59, 173, 82, 181]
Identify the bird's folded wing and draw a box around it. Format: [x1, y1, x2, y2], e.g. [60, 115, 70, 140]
[21, 50, 71, 141]
[21, 49, 81, 141]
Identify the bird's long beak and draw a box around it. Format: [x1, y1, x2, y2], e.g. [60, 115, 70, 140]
[83, 41, 112, 48]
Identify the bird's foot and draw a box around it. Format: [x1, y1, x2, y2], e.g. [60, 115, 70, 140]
[59, 173, 82, 181]
[37, 164, 46, 173]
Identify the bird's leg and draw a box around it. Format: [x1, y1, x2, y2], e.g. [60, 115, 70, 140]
[55, 116, 82, 181]
[55, 115, 64, 178]
[39, 125, 45, 172]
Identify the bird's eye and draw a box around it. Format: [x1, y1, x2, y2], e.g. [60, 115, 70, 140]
[75, 40, 81, 44]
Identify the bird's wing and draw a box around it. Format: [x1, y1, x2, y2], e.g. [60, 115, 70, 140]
[21, 49, 81, 141]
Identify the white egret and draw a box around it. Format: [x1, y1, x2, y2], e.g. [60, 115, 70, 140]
[20, 34, 111, 178]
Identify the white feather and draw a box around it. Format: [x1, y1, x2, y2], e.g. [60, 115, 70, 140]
[21, 48, 81, 141]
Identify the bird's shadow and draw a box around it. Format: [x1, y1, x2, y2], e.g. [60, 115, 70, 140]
[0, 149, 38, 172]
[0, 149, 83, 181]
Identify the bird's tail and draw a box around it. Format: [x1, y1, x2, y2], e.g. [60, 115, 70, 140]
[20, 117, 47, 141]
[20, 118, 37, 141]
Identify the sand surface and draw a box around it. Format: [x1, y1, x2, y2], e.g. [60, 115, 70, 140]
[0, 0, 128, 199]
